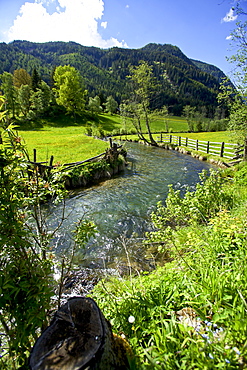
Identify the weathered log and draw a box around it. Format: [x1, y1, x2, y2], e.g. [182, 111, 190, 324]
[29, 297, 132, 370]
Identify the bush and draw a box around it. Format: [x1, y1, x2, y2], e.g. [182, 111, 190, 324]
[148, 169, 234, 232]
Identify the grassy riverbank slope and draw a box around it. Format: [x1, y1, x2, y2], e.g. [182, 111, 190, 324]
[92, 164, 247, 369]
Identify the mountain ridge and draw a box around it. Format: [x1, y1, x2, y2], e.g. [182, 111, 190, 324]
[0, 40, 227, 115]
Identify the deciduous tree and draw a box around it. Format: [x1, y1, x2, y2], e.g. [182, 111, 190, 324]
[13, 68, 32, 88]
[218, 2, 247, 148]
[88, 95, 102, 116]
[53, 65, 86, 117]
[104, 95, 118, 114]
[128, 61, 157, 145]
[0, 72, 18, 119]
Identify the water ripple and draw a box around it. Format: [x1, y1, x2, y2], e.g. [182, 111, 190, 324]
[49, 142, 214, 269]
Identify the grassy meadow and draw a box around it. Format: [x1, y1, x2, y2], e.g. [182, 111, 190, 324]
[20, 126, 109, 164]
[18, 113, 233, 163]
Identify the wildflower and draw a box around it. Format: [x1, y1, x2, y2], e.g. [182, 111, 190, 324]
[225, 359, 231, 364]
[232, 347, 241, 355]
[209, 353, 214, 359]
[128, 315, 135, 323]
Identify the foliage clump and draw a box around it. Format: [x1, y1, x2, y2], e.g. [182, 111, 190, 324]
[0, 101, 97, 368]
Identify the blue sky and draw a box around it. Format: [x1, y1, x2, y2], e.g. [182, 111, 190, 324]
[0, 0, 246, 76]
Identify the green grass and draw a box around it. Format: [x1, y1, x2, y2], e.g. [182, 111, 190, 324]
[17, 113, 234, 164]
[92, 166, 247, 369]
[152, 115, 188, 132]
[178, 131, 234, 143]
[122, 131, 235, 144]
[19, 126, 109, 164]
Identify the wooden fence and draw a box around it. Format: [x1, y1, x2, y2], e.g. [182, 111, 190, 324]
[156, 133, 245, 161]
[30, 139, 118, 171]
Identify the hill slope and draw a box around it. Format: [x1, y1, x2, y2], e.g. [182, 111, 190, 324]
[0, 40, 227, 115]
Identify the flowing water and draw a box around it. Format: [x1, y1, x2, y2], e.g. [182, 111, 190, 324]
[49, 142, 214, 270]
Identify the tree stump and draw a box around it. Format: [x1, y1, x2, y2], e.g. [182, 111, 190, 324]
[29, 297, 132, 370]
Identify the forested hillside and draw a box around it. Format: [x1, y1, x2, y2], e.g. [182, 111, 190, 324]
[0, 40, 227, 115]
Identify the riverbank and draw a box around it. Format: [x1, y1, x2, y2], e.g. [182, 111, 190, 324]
[63, 146, 127, 190]
[119, 137, 234, 168]
[91, 162, 247, 369]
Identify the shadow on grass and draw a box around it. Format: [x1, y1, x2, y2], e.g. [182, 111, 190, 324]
[98, 114, 121, 132]
[16, 113, 88, 131]
[15, 112, 121, 132]
[15, 119, 45, 131]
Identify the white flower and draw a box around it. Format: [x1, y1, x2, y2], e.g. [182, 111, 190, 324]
[128, 315, 135, 323]
[232, 347, 241, 355]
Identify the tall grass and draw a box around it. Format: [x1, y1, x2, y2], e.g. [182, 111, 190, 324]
[92, 166, 247, 369]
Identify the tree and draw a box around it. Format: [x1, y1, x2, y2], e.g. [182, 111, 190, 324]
[120, 101, 148, 142]
[227, 2, 247, 92]
[18, 84, 32, 116]
[182, 105, 196, 132]
[53, 65, 86, 117]
[0, 72, 18, 119]
[88, 95, 102, 116]
[0, 114, 54, 367]
[218, 2, 247, 148]
[13, 68, 32, 88]
[0, 98, 96, 368]
[30, 81, 52, 118]
[104, 95, 118, 114]
[31, 67, 41, 91]
[128, 61, 157, 145]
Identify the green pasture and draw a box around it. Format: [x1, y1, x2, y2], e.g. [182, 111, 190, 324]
[19, 126, 109, 164]
[18, 113, 233, 163]
[178, 131, 234, 143]
[152, 115, 188, 132]
[124, 131, 235, 144]
[100, 113, 188, 133]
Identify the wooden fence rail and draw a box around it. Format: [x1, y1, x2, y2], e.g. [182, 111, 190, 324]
[30, 139, 117, 171]
[156, 134, 244, 161]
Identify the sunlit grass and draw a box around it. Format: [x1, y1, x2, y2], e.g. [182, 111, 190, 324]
[19, 126, 109, 164]
[123, 131, 236, 144]
[179, 131, 234, 143]
[18, 113, 234, 164]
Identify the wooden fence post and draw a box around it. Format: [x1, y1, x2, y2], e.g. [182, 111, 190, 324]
[178, 136, 181, 146]
[109, 137, 113, 148]
[169, 135, 172, 144]
[244, 138, 247, 160]
[196, 140, 198, 151]
[49, 155, 54, 167]
[207, 141, 209, 154]
[33, 149, 36, 163]
[220, 142, 225, 158]
[185, 137, 188, 147]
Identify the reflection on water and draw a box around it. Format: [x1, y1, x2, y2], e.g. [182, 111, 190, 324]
[48, 142, 214, 269]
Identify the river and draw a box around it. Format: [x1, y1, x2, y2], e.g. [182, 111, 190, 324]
[49, 142, 214, 271]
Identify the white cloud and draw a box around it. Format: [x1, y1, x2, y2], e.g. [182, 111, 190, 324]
[221, 8, 238, 23]
[226, 35, 232, 40]
[101, 21, 107, 29]
[6, 0, 127, 48]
